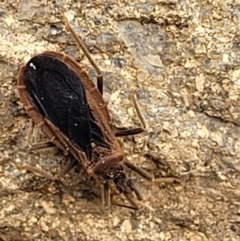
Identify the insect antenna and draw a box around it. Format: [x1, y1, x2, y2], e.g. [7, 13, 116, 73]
[62, 13, 103, 94]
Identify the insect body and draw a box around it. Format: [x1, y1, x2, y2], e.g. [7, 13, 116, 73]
[18, 15, 150, 209]
[18, 17, 179, 209]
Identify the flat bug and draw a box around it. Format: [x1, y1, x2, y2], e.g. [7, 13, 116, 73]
[17, 15, 180, 209]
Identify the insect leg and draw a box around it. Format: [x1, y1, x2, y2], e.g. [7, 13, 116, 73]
[102, 181, 110, 209]
[145, 152, 181, 183]
[111, 193, 140, 210]
[17, 164, 56, 181]
[126, 178, 143, 200]
[123, 193, 140, 209]
[124, 160, 181, 184]
[18, 120, 65, 180]
[25, 119, 34, 148]
[102, 179, 141, 209]
[25, 119, 61, 152]
[113, 126, 144, 137]
[30, 141, 55, 150]
[124, 160, 153, 181]
[19, 152, 77, 180]
[129, 89, 146, 129]
[112, 90, 146, 137]
[154, 177, 181, 184]
[63, 14, 103, 94]
[56, 159, 78, 177]
[22, 118, 79, 179]
[25, 120, 54, 151]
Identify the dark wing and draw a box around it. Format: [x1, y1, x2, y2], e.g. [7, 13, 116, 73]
[23, 53, 107, 158]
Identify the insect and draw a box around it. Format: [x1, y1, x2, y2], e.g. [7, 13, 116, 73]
[17, 15, 179, 209]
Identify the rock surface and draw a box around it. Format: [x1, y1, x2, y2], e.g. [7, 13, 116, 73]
[0, 0, 240, 240]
